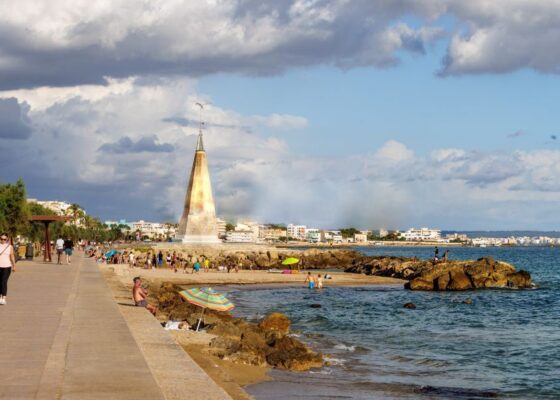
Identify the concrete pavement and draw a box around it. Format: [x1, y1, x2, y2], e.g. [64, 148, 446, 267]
[0, 253, 231, 399]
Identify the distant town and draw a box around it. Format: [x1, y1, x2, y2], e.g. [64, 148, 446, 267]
[28, 198, 560, 247]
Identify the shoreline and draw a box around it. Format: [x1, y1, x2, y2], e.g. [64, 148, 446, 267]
[104, 265, 404, 399]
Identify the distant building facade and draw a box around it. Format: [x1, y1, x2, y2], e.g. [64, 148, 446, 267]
[401, 227, 441, 241]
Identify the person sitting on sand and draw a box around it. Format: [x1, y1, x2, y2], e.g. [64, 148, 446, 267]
[305, 272, 315, 289]
[317, 274, 323, 289]
[132, 277, 157, 316]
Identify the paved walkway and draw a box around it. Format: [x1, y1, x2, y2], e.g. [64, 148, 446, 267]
[0, 253, 230, 400]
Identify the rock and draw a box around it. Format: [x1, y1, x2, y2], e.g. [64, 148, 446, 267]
[403, 302, 416, 309]
[405, 279, 433, 291]
[155, 283, 322, 371]
[258, 312, 291, 336]
[506, 270, 532, 288]
[405, 257, 531, 291]
[463, 298, 473, 304]
[448, 270, 473, 290]
[265, 336, 323, 371]
[436, 273, 451, 290]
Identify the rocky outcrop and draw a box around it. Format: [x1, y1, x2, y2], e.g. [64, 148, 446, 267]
[344, 256, 532, 291]
[154, 283, 323, 371]
[403, 257, 532, 291]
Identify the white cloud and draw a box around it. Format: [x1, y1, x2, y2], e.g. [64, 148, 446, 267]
[439, 0, 560, 75]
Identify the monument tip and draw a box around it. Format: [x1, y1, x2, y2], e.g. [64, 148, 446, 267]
[196, 132, 205, 152]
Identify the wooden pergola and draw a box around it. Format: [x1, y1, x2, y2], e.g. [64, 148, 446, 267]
[30, 215, 71, 262]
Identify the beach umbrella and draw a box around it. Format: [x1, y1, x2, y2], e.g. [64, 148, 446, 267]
[179, 288, 234, 331]
[281, 257, 300, 265]
[105, 249, 120, 258]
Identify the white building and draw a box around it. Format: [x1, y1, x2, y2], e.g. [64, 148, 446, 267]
[226, 230, 254, 243]
[305, 228, 321, 243]
[354, 233, 368, 243]
[259, 227, 288, 241]
[28, 199, 87, 226]
[216, 218, 227, 238]
[132, 220, 170, 239]
[401, 227, 441, 242]
[287, 224, 307, 240]
[235, 221, 260, 242]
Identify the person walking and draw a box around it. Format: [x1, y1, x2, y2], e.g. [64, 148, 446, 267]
[0, 233, 17, 305]
[55, 236, 65, 264]
[64, 237, 74, 264]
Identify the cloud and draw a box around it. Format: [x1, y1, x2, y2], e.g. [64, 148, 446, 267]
[0, 1, 447, 89]
[3, 76, 560, 230]
[0, 98, 32, 139]
[98, 135, 174, 154]
[439, 1, 560, 75]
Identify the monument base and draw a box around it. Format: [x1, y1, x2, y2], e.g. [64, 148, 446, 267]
[180, 235, 222, 244]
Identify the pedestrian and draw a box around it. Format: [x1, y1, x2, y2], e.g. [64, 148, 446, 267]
[171, 251, 177, 273]
[64, 237, 74, 264]
[0, 233, 17, 305]
[157, 251, 164, 268]
[55, 236, 65, 264]
[152, 253, 157, 270]
[203, 256, 210, 272]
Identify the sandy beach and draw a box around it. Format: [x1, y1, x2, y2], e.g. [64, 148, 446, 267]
[107, 265, 405, 287]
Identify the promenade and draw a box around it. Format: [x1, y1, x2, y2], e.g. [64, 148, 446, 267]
[0, 253, 231, 400]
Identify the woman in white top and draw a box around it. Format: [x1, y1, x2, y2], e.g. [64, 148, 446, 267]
[0, 233, 17, 305]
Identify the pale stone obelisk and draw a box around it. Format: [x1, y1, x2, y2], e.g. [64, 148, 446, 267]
[176, 132, 221, 243]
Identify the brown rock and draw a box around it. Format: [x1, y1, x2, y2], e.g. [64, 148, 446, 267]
[406, 279, 434, 290]
[403, 302, 416, 309]
[258, 312, 291, 336]
[448, 270, 473, 290]
[265, 336, 323, 371]
[436, 273, 451, 290]
[506, 270, 532, 288]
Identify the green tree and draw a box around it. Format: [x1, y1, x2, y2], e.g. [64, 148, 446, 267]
[225, 223, 235, 232]
[0, 179, 29, 238]
[339, 227, 360, 238]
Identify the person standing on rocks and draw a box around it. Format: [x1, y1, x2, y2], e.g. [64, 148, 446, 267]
[0, 233, 17, 305]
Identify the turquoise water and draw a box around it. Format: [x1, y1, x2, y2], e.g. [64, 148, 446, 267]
[225, 247, 560, 399]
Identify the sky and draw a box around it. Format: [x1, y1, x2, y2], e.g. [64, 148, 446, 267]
[1, 0, 560, 230]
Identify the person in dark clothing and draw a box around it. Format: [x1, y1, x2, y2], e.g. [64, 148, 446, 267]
[64, 238, 74, 264]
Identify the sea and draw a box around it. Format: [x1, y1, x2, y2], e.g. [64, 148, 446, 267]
[223, 246, 559, 399]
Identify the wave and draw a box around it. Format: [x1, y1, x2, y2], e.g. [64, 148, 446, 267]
[324, 356, 346, 366]
[334, 343, 356, 352]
